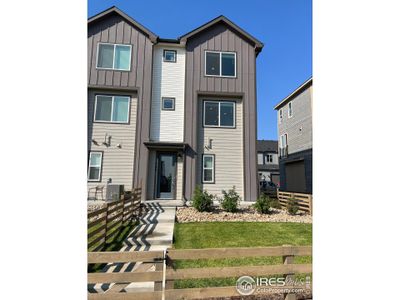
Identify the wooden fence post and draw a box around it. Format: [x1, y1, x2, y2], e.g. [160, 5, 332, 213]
[103, 202, 110, 247]
[282, 245, 296, 300]
[154, 257, 163, 292]
[308, 195, 313, 215]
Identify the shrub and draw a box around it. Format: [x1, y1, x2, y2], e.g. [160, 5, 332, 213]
[192, 186, 214, 212]
[254, 194, 271, 214]
[220, 186, 241, 213]
[287, 197, 299, 215]
[269, 198, 281, 209]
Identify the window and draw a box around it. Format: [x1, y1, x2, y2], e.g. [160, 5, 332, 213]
[265, 154, 273, 163]
[163, 50, 177, 62]
[94, 95, 130, 123]
[288, 102, 293, 118]
[88, 152, 102, 181]
[280, 134, 288, 148]
[257, 153, 264, 165]
[203, 101, 235, 128]
[279, 109, 283, 123]
[97, 43, 132, 71]
[162, 97, 175, 110]
[205, 51, 236, 77]
[202, 154, 215, 183]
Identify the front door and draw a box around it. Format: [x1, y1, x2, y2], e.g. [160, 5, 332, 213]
[156, 153, 177, 199]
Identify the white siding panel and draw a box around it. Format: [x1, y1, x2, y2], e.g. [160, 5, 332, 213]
[150, 46, 185, 142]
[196, 99, 244, 199]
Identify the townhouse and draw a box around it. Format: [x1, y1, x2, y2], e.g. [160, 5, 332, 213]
[274, 78, 312, 194]
[88, 7, 263, 202]
[257, 140, 280, 186]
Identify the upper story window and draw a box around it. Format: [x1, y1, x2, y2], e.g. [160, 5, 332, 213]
[163, 50, 177, 62]
[205, 51, 236, 77]
[97, 43, 132, 71]
[280, 133, 288, 148]
[279, 109, 283, 123]
[257, 153, 264, 165]
[265, 154, 273, 163]
[162, 97, 175, 110]
[203, 101, 235, 128]
[288, 102, 293, 118]
[88, 152, 102, 181]
[94, 95, 130, 123]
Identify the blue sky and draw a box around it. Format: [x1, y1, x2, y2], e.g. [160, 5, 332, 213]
[88, 0, 312, 140]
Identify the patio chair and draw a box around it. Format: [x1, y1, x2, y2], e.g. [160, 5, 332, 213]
[87, 185, 105, 201]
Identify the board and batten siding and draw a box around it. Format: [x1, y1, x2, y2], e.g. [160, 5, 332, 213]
[87, 90, 137, 191]
[88, 13, 154, 198]
[184, 23, 258, 201]
[150, 46, 185, 142]
[197, 99, 244, 199]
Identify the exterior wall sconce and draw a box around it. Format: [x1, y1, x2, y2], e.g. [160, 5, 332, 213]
[102, 133, 111, 147]
[205, 138, 213, 150]
[116, 143, 122, 148]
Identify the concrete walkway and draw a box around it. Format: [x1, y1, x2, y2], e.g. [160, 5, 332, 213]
[90, 202, 176, 294]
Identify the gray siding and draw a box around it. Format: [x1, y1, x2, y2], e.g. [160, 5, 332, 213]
[88, 14, 154, 198]
[87, 89, 137, 191]
[184, 23, 258, 201]
[278, 86, 313, 154]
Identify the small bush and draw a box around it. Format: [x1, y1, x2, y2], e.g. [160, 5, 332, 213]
[287, 197, 299, 215]
[220, 186, 241, 212]
[192, 186, 214, 212]
[254, 194, 271, 214]
[270, 198, 281, 209]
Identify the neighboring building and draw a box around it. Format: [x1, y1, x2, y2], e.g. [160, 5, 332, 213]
[257, 140, 279, 186]
[274, 78, 312, 194]
[87, 7, 263, 202]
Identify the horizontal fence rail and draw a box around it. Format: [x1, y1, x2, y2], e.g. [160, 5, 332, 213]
[87, 245, 312, 300]
[87, 187, 142, 252]
[277, 190, 313, 214]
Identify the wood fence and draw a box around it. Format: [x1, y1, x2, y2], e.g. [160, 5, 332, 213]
[277, 190, 313, 215]
[88, 187, 142, 251]
[87, 245, 312, 300]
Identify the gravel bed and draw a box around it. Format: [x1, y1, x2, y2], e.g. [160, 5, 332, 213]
[176, 207, 312, 223]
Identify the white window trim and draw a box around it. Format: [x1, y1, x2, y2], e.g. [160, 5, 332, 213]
[88, 152, 103, 182]
[203, 100, 236, 128]
[202, 154, 215, 183]
[96, 42, 132, 71]
[279, 109, 283, 123]
[94, 95, 131, 123]
[204, 50, 236, 78]
[280, 133, 288, 148]
[288, 101, 293, 118]
[163, 49, 177, 62]
[162, 97, 175, 110]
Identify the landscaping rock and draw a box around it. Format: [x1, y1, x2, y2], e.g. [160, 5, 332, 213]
[176, 207, 312, 223]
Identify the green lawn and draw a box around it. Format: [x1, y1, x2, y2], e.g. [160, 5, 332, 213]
[172, 222, 312, 289]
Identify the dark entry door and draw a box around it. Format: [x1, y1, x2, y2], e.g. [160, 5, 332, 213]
[156, 153, 177, 199]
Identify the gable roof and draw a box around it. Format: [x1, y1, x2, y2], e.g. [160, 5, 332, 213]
[274, 77, 313, 110]
[179, 15, 264, 53]
[88, 6, 158, 43]
[257, 140, 278, 153]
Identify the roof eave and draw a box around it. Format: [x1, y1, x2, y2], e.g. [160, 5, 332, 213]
[274, 77, 313, 110]
[88, 6, 158, 43]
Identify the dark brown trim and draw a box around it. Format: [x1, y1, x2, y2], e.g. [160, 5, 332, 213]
[161, 97, 176, 110]
[204, 50, 237, 78]
[163, 49, 177, 63]
[197, 91, 244, 99]
[155, 151, 178, 199]
[144, 141, 187, 150]
[87, 150, 104, 183]
[88, 85, 138, 92]
[201, 154, 215, 184]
